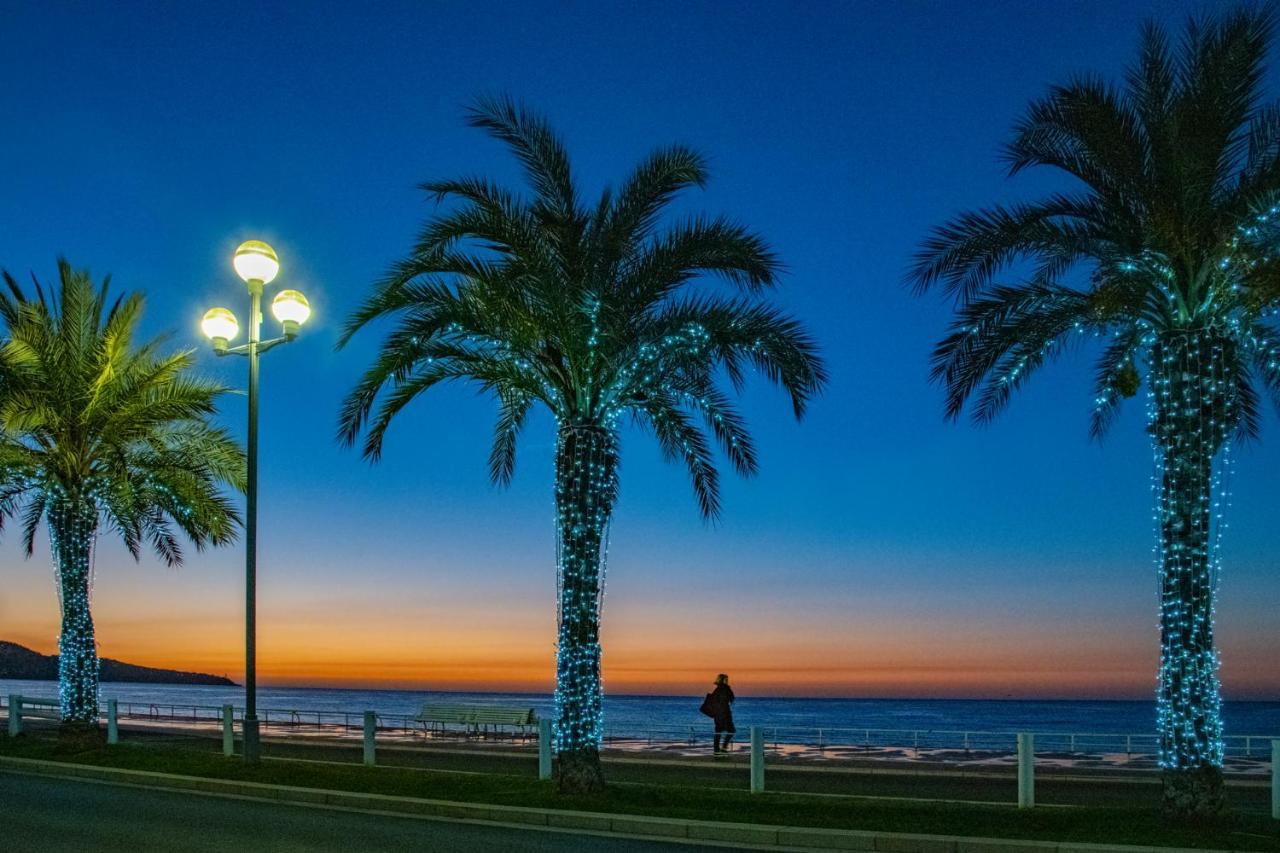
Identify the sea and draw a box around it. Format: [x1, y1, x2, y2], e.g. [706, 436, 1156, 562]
[3, 680, 1278, 740]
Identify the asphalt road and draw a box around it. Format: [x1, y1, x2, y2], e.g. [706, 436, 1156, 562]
[1, 771, 737, 853]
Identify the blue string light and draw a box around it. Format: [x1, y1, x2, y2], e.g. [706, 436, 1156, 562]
[46, 490, 101, 725]
[544, 318, 731, 758]
[552, 420, 617, 755]
[1147, 328, 1233, 770]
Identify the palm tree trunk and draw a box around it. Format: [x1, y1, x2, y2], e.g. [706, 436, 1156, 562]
[552, 422, 617, 794]
[48, 497, 101, 736]
[1150, 330, 1233, 818]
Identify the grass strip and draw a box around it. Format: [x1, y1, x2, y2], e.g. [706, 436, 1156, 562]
[1, 734, 1276, 850]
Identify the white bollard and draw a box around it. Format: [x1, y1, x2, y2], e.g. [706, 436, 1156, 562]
[363, 711, 377, 766]
[538, 719, 552, 780]
[1017, 732, 1035, 808]
[1272, 739, 1279, 821]
[750, 726, 764, 793]
[7, 695, 21, 737]
[222, 705, 235, 757]
[107, 699, 118, 745]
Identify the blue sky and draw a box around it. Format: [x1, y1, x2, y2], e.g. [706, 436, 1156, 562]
[0, 0, 1275, 697]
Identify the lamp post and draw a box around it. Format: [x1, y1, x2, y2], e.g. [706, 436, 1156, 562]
[200, 240, 310, 764]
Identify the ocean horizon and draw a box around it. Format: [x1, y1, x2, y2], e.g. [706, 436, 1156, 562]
[5, 679, 1278, 739]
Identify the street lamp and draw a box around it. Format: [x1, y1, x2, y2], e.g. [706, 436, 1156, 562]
[200, 240, 309, 764]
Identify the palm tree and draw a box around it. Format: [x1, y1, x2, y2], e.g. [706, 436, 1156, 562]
[910, 8, 1280, 817]
[0, 261, 245, 735]
[338, 97, 826, 793]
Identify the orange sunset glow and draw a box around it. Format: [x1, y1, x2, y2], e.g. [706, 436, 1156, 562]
[4, 561, 1275, 699]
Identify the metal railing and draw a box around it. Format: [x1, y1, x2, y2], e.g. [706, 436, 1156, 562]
[597, 722, 1275, 766]
[103, 702, 536, 741]
[2, 695, 1274, 771]
[6, 695, 1277, 812]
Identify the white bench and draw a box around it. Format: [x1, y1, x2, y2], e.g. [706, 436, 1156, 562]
[20, 698, 61, 720]
[414, 705, 537, 739]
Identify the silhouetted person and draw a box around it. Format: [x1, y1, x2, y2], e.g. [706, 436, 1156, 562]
[706, 673, 735, 754]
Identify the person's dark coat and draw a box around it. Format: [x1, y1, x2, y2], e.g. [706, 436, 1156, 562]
[710, 683, 735, 733]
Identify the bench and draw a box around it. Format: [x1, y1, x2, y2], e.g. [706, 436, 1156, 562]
[19, 698, 61, 720]
[414, 705, 538, 740]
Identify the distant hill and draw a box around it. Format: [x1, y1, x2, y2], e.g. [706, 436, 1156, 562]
[0, 641, 236, 686]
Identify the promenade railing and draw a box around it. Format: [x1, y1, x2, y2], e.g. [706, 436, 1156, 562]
[5, 694, 1278, 813]
[2, 695, 1273, 771]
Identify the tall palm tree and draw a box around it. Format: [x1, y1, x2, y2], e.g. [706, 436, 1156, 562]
[339, 98, 826, 793]
[0, 261, 245, 734]
[911, 8, 1280, 817]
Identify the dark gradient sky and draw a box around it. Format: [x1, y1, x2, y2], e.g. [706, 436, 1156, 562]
[0, 0, 1276, 698]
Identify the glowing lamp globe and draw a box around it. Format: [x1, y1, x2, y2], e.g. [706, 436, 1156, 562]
[201, 307, 239, 352]
[271, 289, 310, 337]
[233, 240, 280, 284]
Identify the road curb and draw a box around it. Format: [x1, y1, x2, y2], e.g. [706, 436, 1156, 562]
[0, 755, 1229, 853]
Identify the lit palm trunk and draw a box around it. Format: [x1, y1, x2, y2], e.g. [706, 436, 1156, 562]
[552, 423, 616, 793]
[1150, 330, 1232, 812]
[48, 498, 101, 728]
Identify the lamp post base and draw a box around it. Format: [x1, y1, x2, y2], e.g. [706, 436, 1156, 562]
[243, 715, 261, 764]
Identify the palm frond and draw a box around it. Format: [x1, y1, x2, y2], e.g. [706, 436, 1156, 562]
[342, 101, 825, 523]
[1089, 327, 1144, 441]
[1005, 76, 1149, 199]
[637, 395, 721, 520]
[909, 197, 1114, 303]
[488, 390, 532, 486]
[466, 95, 577, 217]
[0, 262, 244, 568]
[914, 8, 1280, 444]
[931, 283, 1094, 422]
